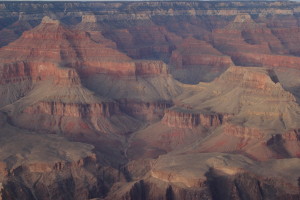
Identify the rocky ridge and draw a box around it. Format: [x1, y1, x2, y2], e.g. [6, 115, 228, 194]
[0, 2, 300, 200]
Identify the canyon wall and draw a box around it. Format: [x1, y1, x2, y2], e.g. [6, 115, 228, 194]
[0, 2, 300, 200]
[162, 108, 229, 129]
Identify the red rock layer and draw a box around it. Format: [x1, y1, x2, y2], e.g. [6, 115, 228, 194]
[222, 124, 299, 143]
[216, 67, 293, 93]
[23, 101, 119, 118]
[0, 61, 81, 85]
[230, 52, 300, 70]
[17, 154, 96, 174]
[0, 16, 174, 84]
[0, 16, 136, 82]
[207, 14, 300, 70]
[119, 100, 172, 121]
[282, 129, 300, 141]
[170, 37, 233, 68]
[104, 24, 181, 60]
[0, 161, 7, 176]
[212, 28, 271, 55]
[11, 98, 130, 135]
[270, 27, 300, 55]
[191, 121, 300, 161]
[223, 123, 265, 139]
[162, 108, 230, 129]
[134, 60, 168, 76]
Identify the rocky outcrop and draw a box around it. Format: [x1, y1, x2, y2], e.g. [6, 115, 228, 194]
[23, 101, 118, 118]
[0, 61, 81, 85]
[0, 16, 135, 79]
[215, 67, 295, 100]
[12, 154, 96, 174]
[223, 123, 266, 139]
[151, 169, 206, 188]
[169, 37, 233, 83]
[170, 37, 233, 69]
[162, 108, 230, 129]
[147, 153, 300, 200]
[181, 54, 233, 69]
[0, 119, 125, 200]
[282, 129, 300, 141]
[134, 60, 168, 76]
[7, 90, 141, 135]
[0, 162, 7, 177]
[0, 16, 175, 135]
[0, 15, 175, 92]
[81, 14, 97, 23]
[168, 66, 300, 160]
[119, 100, 172, 121]
[1, 156, 120, 200]
[104, 24, 181, 61]
[271, 27, 300, 55]
[1, 2, 300, 200]
[231, 52, 300, 69]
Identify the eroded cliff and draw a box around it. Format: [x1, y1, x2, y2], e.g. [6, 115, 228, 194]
[0, 2, 300, 200]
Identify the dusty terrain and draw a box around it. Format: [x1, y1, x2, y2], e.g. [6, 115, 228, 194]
[0, 1, 300, 200]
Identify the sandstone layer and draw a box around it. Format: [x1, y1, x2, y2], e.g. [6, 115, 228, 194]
[168, 66, 300, 160]
[0, 112, 121, 200]
[0, 2, 300, 200]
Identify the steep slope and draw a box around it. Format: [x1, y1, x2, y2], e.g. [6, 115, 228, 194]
[0, 15, 182, 168]
[0, 112, 124, 200]
[211, 13, 300, 71]
[2, 80, 140, 136]
[126, 66, 300, 160]
[84, 76, 181, 122]
[1, 2, 300, 199]
[0, 15, 183, 129]
[170, 37, 233, 83]
[75, 15, 183, 121]
[103, 152, 300, 200]
[142, 152, 300, 200]
[102, 22, 182, 62]
[0, 16, 142, 136]
[165, 66, 300, 160]
[175, 67, 300, 131]
[0, 16, 133, 78]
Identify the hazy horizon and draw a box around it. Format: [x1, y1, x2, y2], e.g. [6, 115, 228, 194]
[0, 0, 291, 2]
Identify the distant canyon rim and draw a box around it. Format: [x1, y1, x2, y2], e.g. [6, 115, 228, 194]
[0, 1, 300, 200]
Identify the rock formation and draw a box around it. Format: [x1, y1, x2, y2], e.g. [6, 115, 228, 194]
[0, 2, 300, 200]
[0, 16, 181, 136]
[0, 112, 123, 200]
[147, 153, 300, 200]
[169, 37, 233, 83]
[162, 108, 229, 129]
[167, 66, 300, 160]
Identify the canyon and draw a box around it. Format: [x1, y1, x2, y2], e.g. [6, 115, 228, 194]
[0, 1, 300, 200]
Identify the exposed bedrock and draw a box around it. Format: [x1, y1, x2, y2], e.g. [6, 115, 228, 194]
[119, 99, 172, 121]
[162, 108, 230, 129]
[23, 101, 119, 118]
[134, 60, 168, 76]
[1, 2, 300, 200]
[8, 100, 140, 135]
[230, 52, 300, 69]
[148, 153, 300, 200]
[0, 16, 176, 136]
[170, 37, 233, 69]
[1, 155, 123, 200]
[0, 115, 127, 200]
[111, 153, 300, 200]
[0, 61, 81, 85]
